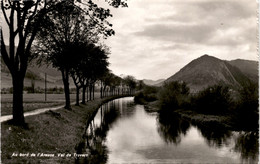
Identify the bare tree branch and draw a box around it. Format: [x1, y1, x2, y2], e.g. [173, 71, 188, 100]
[1, 1, 10, 26]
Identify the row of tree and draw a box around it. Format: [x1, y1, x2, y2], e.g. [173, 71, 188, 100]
[1, 0, 128, 125]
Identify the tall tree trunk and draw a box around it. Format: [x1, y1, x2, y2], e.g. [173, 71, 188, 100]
[71, 75, 81, 106]
[75, 86, 80, 106]
[100, 84, 103, 98]
[86, 87, 89, 102]
[61, 69, 71, 109]
[12, 75, 25, 125]
[102, 85, 106, 98]
[92, 85, 95, 100]
[81, 85, 86, 104]
[89, 85, 92, 100]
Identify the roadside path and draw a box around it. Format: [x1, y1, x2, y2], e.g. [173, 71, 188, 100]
[0, 104, 66, 123]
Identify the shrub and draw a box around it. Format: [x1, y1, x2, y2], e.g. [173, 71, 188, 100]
[134, 85, 158, 104]
[134, 92, 146, 104]
[236, 82, 258, 130]
[24, 86, 35, 93]
[143, 85, 158, 95]
[192, 85, 232, 115]
[9, 87, 13, 94]
[159, 81, 190, 111]
[1, 88, 9, 94]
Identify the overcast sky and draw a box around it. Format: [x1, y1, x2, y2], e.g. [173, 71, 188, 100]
[103, 0, 258, 80]
[1, 0, 258, 81]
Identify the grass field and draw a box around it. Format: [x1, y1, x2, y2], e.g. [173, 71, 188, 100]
[1, 93, 101, 116]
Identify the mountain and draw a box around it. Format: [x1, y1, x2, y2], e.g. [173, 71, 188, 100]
[1, 46, 67, 89]
[227, 59, 258, 83]
[163, 55, 257, 93]
[1, 58, 64, 89]
[142, 79, 165, 86]
[27, 63, 63, 83]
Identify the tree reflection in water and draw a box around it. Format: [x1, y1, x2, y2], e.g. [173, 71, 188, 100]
[193, 122, 232, 148]
[76, 98, 258, 163]
[233, 131, 259, 163]
[157, 111, 259, 162]
[157, 112, 191, 145]
[193, 122, 259, 162]
[76, 100, 120, 164]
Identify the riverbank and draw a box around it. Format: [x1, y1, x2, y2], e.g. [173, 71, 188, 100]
[143, 100, 256, 131]
[143, 100, 160, 112]
[173, 109, 235, 130]
[1, 95, 131, 164]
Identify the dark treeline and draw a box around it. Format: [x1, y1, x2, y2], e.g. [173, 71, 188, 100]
[134, 80, 258, 131]
[1, 0, 128, 125]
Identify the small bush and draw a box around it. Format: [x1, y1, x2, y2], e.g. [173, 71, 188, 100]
[159, 81, 190, 111]
[236, 82, 258, 130]
[134, 92, 146, 104]
[192, 85, 232, 115]
[9, 87, 13, 94]
[24, 86, 35, 93]
[143, 86, 158, 95]
[134, 85, 159, 104]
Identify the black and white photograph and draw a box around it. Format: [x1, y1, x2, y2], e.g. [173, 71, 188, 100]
[1, 0, 259, 163]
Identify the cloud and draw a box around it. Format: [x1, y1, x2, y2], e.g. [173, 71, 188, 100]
[133, 0, 256, 47]
[104, 0, 257, 80]
[134, 23, 216, 44]
[1, 0, 257, 81]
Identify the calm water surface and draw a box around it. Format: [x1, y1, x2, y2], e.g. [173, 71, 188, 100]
[80, 97, 258, 163]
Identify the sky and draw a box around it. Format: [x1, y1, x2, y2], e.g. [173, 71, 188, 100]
[1, 0, 258, 81]
[102, 0, 258, 80]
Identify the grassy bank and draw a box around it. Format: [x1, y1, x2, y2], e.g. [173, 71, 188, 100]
[140, 98, 231, 126]
[143, 101, 250, 131]
[1, 101, 65, 116]
[1, 95, 130, 164]
[143, 100, 160, 112]
[172, 109, 236, 130]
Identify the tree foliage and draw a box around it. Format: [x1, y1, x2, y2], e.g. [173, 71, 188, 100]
[1, 0, 57, 124]
[33, 0, 118, 108]
[236, 82, 258, 130]
[192, 85, 232, 115]
[159, 81, 190, 111]
[123, 75, 136, 94]
[1, 0, 127, 124]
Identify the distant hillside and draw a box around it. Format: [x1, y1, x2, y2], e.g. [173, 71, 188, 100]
[28, 63, 63, 83]
[1, 58, 64, 89]
[143, 79, 165, 86]
[1, 46, 68, 89]
[227, 59, 258, 83]
[163, 55, 256, 92]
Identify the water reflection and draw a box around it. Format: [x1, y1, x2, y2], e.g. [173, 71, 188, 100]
[117, 99, 136, 118]
[193, 122, 232, 148]
[76, 100, 120, 164]
[157, 111, 259, 163]
[76, 98, 258, 163]
[193, 121, 259, 162]
[157, 112, 190, 145]
[233, 131, 259, 163]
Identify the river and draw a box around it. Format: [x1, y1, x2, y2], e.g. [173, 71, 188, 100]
[77, 97, 258, 164]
